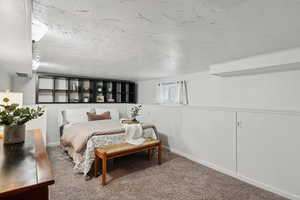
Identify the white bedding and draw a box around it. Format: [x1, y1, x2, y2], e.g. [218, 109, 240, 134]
[62, 123, 157, 175]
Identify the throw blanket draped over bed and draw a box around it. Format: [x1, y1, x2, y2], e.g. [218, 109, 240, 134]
[61, 120, 157, 153]
[125, 124, 145, 145]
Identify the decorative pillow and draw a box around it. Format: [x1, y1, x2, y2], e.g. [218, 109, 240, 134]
[87, 111, 111, 121]
[62, 108, 94, 124]
[95, 108, 119, 120]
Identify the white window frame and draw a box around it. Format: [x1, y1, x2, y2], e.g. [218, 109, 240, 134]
[157, 81, 188, 105]
[160, 82, 178, 105]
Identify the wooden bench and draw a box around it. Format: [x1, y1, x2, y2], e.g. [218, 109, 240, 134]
[94, 138, 162, 185]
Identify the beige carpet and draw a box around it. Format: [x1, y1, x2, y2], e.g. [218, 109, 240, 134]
[48, 147, 287, 200]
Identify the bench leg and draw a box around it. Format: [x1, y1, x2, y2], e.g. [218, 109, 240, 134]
[102, 156, 107, 185]
[158, 144, 162, 165]
[147, 149, 152, 161]
[94, 156, 99, 177]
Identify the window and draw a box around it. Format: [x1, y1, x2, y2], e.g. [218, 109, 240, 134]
[157, 81, 188, 105]
[161, 83, 178, 104]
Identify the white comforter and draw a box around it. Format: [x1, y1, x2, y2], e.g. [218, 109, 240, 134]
[62, 120, 157, 175]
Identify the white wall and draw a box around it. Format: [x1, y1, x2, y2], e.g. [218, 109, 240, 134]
[134, 105, 237, 173]
[0, 70, 12, 91]
[0, 0, 32, 74]
[137, 69, 300, 200]
[14, 69, 300, 111]
[139, 69, 300, 111]
[131, 104, 300, 200]
[0, 0, 32, 92]
[11, 74, 36, 105]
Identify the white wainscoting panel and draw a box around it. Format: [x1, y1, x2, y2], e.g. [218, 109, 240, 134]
[182, 107, 236, 173]
[133, 104, 300, 200]
[237, 112, 300, 199]
[133, 105, 237, 175]
[134, 105, 183, 150]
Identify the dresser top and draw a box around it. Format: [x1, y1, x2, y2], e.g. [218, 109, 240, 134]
[0, 129, 54, 197]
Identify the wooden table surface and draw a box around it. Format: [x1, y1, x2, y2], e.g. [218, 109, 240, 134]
[0, 129, 54, 199]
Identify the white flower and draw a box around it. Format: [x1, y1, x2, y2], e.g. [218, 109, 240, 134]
[128, 105, 142, 119]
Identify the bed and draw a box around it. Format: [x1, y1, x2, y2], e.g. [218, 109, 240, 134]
[59, 108, 158, 176]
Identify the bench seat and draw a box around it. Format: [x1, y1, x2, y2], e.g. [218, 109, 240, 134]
[96, 138, 160, 155]
[94, 138, 162, 185]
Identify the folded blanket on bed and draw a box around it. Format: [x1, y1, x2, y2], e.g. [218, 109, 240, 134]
[61, 120, 157, 153]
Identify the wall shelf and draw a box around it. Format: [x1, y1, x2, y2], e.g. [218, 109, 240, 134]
[209, 48, 300, 76]
[36, 73, 137, 104]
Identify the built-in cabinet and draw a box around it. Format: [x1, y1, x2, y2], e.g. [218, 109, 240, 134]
[36, 73, 137, 104]
[237, 112, 300, 199]
[181, 108, 236, 173]
[133, 105, 300, 200]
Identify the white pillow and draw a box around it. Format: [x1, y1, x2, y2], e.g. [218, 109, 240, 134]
[95, 108, 119, 120]
[62, 108, 94, 124]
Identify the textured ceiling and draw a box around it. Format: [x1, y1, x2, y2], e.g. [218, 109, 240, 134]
[33, 0, 300, 80]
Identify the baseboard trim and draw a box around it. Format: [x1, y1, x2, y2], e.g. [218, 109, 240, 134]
[236, 174, 300, 200]
[164, 145, 236, 177]
[164, 145, 300, 200]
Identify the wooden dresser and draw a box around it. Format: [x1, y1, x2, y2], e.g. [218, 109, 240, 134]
[0, 129, 54, 200]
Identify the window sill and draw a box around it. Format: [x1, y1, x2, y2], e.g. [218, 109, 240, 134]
[157, 103, 188, 107]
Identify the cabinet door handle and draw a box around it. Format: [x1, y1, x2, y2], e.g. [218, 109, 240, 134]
[237, 121, 242, 128]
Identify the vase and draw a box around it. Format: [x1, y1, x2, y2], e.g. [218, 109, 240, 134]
[3, 124, 26, 144]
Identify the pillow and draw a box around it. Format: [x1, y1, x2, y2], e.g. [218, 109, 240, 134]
[62, 108, 94, 124]
[87, 111, 111, 121]
[95, 108, 119, 120]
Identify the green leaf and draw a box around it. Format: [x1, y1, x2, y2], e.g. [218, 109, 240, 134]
[3, 97, 10, 103]
[0, 104, 45, 125]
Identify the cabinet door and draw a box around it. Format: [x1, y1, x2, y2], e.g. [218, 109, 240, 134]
[237, 112, 300, 198]
[181, 108, 237, 173]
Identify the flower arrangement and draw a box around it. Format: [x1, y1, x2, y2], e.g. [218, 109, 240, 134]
[0, 97, 44, 126]
[129, 104, 142, 121]
[0, 97, 44, 144]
